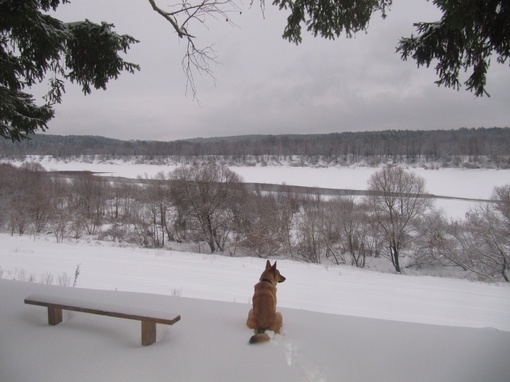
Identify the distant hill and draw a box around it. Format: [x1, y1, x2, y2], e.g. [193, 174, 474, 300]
[0, 128, 509, 168]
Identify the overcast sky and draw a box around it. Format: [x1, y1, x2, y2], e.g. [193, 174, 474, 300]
[38, 0, 510, 141]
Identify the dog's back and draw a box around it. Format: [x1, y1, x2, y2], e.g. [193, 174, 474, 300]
[246, 261, 285, 344]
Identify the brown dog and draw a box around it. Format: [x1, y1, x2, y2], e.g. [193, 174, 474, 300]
[246, 260, 286, 344]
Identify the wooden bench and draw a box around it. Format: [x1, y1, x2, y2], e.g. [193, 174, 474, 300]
[24, 294, 181, 346]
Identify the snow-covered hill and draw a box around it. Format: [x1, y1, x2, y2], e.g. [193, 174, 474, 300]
[1, 234, 510, 381]
[1, 158, 510, 380]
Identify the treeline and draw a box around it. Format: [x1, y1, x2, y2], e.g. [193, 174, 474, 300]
[1, 127, 509, 167]
[1, 162, 508, 282]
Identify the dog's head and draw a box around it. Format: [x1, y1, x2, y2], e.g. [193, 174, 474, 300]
[260, 260, 286, 285]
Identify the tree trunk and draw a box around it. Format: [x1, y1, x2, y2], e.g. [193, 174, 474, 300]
[390, 244, 401, 273]
[502, 256, 509, 283]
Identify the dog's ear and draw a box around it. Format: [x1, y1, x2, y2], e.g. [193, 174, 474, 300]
[265, 260, 271, 269]
[272, 261, 278, 270]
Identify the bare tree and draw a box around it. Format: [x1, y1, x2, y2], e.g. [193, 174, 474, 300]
[241, 193, 290, 257]
[20, 162, 53, 234]
[5, 162, 52, 235]
[70, 173, 110, 235]
[320, 197, 347, 265]
[48, 176, 73, 243]
[108, 182, 137, 221]
[414, 210, 488, 279]
[493, 185, 510, 229]
[239, 184, 298, 257]
[0, 164, 18, 228]
[331, 197, 376, 267]
[170, 163, 244, 253]
[134, 172, 173, 247]
[295, 192, 325, 263]
[367, 166, 432, 273]
[318, 196, 380, 267]
[461, 186, 510, 282]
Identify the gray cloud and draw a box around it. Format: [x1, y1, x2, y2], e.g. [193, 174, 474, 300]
[39, 0, 510, 141]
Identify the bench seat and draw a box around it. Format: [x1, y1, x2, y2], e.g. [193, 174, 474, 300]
[25, 294, 181, 346]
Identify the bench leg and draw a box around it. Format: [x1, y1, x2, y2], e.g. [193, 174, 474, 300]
[141, 321, 156, 346]
[48, 306, 63, 325]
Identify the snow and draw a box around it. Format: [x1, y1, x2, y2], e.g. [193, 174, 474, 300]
[3, 234, 509, 330]
[1, 234, 510, 381]
[6, 156, 510, 219]
[1, 159, 510, 381]
[17, 157, 507, 199]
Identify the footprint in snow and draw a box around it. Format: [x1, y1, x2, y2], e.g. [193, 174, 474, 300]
[273, 335, 328, 382]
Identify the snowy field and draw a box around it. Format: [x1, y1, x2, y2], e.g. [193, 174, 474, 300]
[1, 158, 510, 381]
[1, 234, 510, 381]
[5, 156, 510, 218]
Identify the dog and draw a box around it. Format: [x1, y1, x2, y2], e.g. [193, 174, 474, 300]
[246, 260, 286, 344]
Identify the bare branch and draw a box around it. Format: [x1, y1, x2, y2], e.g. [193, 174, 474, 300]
[148, 0, 240, 98]
[148, 0, 192, 38]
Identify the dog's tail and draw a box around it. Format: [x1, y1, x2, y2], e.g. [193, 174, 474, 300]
[249, 330, 270, 344]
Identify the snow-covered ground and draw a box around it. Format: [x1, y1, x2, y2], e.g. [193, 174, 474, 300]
[1, 234, 510, 381]
[2, 158, 510, 381]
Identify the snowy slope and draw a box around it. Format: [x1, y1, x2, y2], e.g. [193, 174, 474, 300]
[1, 160, 510, 381]
[1, 234, 510, 381]
[2, 234, 510, 330]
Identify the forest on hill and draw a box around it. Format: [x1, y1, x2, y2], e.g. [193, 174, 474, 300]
[0, 127, 509, 168]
